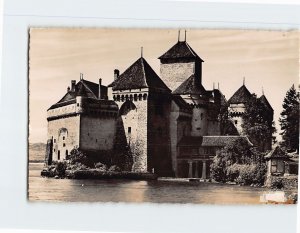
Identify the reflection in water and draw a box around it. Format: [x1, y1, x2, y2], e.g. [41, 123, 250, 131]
[29, 163, 274, 204]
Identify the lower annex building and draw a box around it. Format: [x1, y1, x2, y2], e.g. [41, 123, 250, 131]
[45, 33, 273, 178]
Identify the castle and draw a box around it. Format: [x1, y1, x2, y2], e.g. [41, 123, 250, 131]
[45, 33, 273, 178]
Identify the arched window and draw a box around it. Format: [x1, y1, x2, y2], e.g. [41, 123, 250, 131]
[138, 94, 143, 101]
[134, 94, 138, 101]
[143, 93, 147, 100]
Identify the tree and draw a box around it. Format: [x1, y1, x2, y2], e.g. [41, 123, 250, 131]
[279, 84, 299, 152]
[242, 94, 276, 152]
[210, 138, 266, 184]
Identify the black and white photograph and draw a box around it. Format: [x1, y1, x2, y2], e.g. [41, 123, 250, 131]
[28, 28, 299, 204]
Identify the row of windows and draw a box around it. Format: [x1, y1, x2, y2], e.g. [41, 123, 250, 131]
[113, 94, 148, 102]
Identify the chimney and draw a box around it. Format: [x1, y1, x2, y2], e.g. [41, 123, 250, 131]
[71, 80, 76, 91]
[98, 78, 102, 99]
[114, 69, 119, 81]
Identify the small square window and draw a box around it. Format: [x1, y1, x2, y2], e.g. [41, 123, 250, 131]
[128, 127, 132, 134]
[63, 136, 65, 140]
[63, 143, 66, 147]
[54, 139, 56, 143]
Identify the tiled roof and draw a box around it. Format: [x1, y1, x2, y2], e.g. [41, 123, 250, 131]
[201, 136, 252, 147]
[228, 85, 252, 104]
[172, 74, 207, 95]
[109, 57, 170, 92]
[259, 95, 273, 111]
[48, 79, 107, 110]
[178, 136, 252, 147]
[159, 41, 204, 61]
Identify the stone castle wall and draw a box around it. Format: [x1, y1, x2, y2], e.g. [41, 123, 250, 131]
[80, 115, 116, 151]
[160, 62, 195, 92]
[47, 115, 80, 161]
[147, 92, 173, 176]
[112, 88, 149, 173]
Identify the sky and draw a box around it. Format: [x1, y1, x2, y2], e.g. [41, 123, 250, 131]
[28, 28, 299, 143]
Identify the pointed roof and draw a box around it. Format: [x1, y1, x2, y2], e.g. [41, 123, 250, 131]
[109, 57, 170, 92]
[159, 41, 204, 61]
[48, 79, 107, 110]
[172, 74, 206, 95]
[259, 95, 273, 111]
[228, 85, 252, 104]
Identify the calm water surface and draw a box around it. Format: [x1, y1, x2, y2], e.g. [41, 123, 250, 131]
[29, 163, 271, 204]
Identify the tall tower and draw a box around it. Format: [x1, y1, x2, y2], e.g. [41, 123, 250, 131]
[108, 56, 173, 176]
[158, 32, 204, 92]
[228, 84, 252, 135]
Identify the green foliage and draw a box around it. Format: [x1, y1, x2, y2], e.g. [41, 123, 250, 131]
[242, 94, 276, 151]
[270, 179, 284, 190]
[55, 161, 67, 177]
[66, 147, 87, 165]
[279, 84, 299, 152]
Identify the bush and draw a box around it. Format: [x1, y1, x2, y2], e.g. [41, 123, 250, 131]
[235, 163, 266, 186]
[210, 157, 227, 183]
[67, 162, 88, 171]
[108, 165, 121, 172]
[94, 162, 107, 171]
[226, 163, 241, 182]
[66, 147, 87, 165]
[55, 161, 67, 177]
[270, 179, 284, 189]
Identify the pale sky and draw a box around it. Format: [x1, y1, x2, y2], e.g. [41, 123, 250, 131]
[29, 28, 299, 143]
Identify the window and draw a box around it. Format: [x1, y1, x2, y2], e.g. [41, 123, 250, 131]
[53, 149, 55, 152]
[200, 113, 203, 120]
[128, 127, 132, 134]
[96, 139, 98, 142]
[65, 150, 68, 156]
[77, 103, 79, 107]
[54, 139, 56, 143]
[234, 120, 238, 125]
[58, 151, 60, 160]
[63, 136, 65, 140]
[63, 143, 66, 147]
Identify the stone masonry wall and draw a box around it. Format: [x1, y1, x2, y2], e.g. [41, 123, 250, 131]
[47, 115, 80, 161]
[160, 62, 195, 92]
[80, 115, 116, 151]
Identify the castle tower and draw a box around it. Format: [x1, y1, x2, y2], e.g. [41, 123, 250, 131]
[47, 78, 118, 163]
[228, 84, 252, 135]
[108, 56, 173, 176]
[259, 93, 274, 151]
[158, 33, 204, 92]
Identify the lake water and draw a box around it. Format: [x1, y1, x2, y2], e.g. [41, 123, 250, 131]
[29, 163, 276, 204]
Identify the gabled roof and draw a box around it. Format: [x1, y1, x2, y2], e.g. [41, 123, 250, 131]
[159, 41, 204, 61]
[228, 85, 252, 104]
[109, 57, 170, 92]
[259, 95, 273, 111]
[48, 79, 107, 110]
[172, 74, 207, 95]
